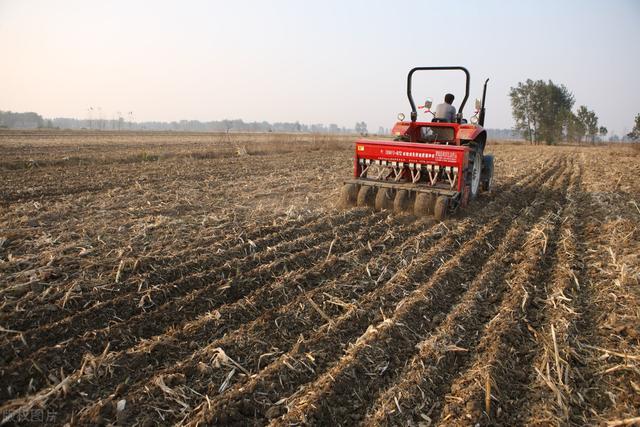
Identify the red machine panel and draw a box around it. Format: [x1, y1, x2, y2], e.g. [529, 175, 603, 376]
[456, 124, 485, 141]
[355, 139, 468, 165]
[353, 139, 470, 192]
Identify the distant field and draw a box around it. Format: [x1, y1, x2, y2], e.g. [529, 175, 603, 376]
[1, 130, 638, 426]
[0, 130, 356, 169]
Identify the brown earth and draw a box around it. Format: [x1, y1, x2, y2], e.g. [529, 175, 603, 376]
[0, 130, 638, 426]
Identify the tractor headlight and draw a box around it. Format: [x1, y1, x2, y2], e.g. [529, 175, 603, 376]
[397, 113, 405, 121]
[470, 115, 479, 124]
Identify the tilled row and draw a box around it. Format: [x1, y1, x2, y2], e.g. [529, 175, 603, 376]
[0, 210, 326, 325]
[266, 159, 569, 427]
[0, 150, 342, 303]
[188, 219, 480, 426]
[27, 156, 552, 424]
[67, 215, 444, 425]
[2, 159, 534, 360]
[362, 158, 571, 426]
[0, 150, 318, 203]
[0, 209, 384, 401]
[559, 152, 640, 424]
[0, 209, 333, 333]
[0, 209, 398, 424]
[178, 157, 563, 426]
[519, 159, 585, 424]
[437, 161, 575, 425]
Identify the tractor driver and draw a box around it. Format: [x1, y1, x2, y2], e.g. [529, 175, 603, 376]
[434, 93, 456, 122]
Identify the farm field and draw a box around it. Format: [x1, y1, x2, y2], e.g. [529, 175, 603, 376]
[0, 130, 639, 426]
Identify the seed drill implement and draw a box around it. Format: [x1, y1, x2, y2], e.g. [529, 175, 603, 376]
[340, 66, 493, 220]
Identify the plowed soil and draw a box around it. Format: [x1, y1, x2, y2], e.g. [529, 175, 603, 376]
[1, 131, 638, 426]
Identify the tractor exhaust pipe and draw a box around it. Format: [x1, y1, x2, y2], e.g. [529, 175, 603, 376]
[479, 78, 489, 127]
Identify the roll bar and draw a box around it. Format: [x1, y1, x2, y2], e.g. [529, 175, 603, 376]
[407, 66, 470, 123]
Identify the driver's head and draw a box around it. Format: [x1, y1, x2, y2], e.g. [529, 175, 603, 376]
[444, 93, 455, 104]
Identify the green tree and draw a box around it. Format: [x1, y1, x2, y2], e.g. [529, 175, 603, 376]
[627, 114, 640, 141]
[576, 106, 598, 143]
[598, 126, 608, 141]
[509, 80, 538, 143]
[509, 79, 574, 145]
[566, 112, 585, 142]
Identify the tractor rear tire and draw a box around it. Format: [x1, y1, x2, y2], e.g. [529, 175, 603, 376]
[434, 196, 449, 221]
[393, 190, 411, 213]
[469, 148, 483, 200]
[357, 185, 376, 208]
[375, 188, 394, 211]
[414, 193, 436, 217]
[340, 184, 359, 208]
[481, 155, 494, 192]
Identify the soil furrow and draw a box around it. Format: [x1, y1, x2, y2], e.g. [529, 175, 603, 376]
[519, 157, 586, 424]
[266, 159, 568, 427]
[362, 160, 570, 426]
[10, 138, 636, 427]
[1, 208, 345, 331]
[559, 153, 640, 424]
[15, 159, 556, 426]
[0, 149, 338, 204]
[64, 216, 441, 425]
[0, 211, 326, 325]
[180, 158, 565, 426]
[0, 210, 384, 400]
[2, 208, 367, 348]
[437, 163, 574, 426]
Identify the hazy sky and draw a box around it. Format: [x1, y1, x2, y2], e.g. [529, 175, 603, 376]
[1, 0, 639, 135]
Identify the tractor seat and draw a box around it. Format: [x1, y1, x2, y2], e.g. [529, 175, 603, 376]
[431, 118, 450, 123]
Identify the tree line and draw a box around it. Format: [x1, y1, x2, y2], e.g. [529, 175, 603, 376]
[4, 105, 640, 142]
[0, 111, 48, 129]
[50, 117, 362, 133]
[510, 79, 638, 144]
[0, 112, 367, 134]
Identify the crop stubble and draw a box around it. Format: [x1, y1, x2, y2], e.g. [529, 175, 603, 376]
[0, 131, 638, 426]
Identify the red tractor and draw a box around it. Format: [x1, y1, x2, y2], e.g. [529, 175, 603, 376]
[340, 66, 493, 220]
